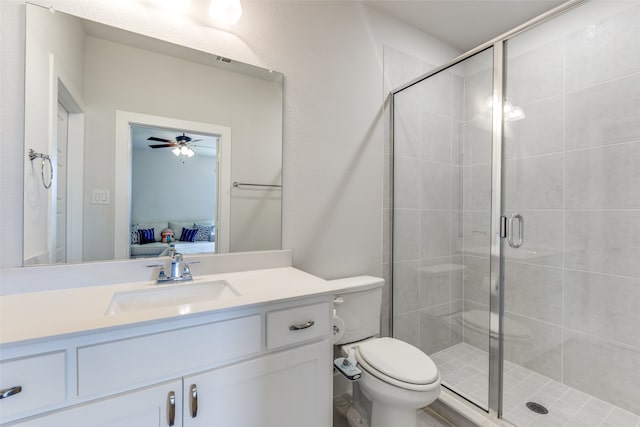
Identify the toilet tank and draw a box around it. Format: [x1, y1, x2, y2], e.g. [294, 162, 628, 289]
[330, 276, 384, 345]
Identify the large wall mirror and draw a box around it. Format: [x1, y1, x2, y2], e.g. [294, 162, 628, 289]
[23, 3, 283, 266]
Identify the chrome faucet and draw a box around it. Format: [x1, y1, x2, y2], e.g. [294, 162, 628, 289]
[147, 245, 199, 284]
[169, 246, 184, 279]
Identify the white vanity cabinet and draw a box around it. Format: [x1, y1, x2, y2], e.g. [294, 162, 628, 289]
[183, 339, 330, 427]
[11, 380, 183, 427]
[0, 298, 332, 427]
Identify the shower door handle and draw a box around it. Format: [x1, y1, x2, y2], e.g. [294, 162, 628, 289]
[507, 213, 524, 249]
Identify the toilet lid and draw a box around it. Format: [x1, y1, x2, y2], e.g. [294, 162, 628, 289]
[357, 337, 438, 385]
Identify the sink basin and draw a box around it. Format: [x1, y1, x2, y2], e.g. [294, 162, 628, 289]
[106, 280, 240, 315]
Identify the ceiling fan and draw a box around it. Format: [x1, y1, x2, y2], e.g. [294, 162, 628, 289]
[147, 133, 202, 158]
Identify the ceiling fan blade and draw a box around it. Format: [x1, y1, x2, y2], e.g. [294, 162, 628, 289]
[149, 143, 177, 148]
[147, 136, 173, 143]
[190, 139, 203, 143]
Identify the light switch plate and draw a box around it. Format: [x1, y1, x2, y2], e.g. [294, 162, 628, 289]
[92, 189, 110, 204]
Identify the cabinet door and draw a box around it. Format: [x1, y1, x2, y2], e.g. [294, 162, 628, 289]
[184, 340, 331, 427]
[12, 380, 182, 427]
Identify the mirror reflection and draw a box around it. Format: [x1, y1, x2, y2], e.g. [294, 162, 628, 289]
[130, 126, 218, 259]
[23, 4, 283, 266]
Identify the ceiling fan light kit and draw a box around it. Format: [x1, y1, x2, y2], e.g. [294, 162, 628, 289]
[148, 132, 199, 160]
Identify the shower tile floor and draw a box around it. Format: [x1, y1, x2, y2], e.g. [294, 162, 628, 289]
[432, 343, 640, 427]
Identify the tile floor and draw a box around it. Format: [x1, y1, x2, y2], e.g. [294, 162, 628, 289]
[432, 343, 640, 427]
[333, 393, 454, 427]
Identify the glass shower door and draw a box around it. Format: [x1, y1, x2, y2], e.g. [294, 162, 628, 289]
[392, 47, 495, 410]
[500, 1, 640, 425]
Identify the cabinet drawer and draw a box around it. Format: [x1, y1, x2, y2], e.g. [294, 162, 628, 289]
[77, 315, 260, 396]
[0, 351, 66, 421]
[266, 302, 330, 350]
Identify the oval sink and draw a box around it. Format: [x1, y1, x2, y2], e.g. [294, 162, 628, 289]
[106, 280, 240, 315]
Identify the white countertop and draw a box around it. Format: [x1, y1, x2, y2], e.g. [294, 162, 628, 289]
[0, 267, 377, 346]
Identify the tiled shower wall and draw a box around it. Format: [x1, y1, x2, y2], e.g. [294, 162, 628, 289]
[384, 2, 640, 416]
[381, 46, 438, 338]
[383, 45, 470, 352]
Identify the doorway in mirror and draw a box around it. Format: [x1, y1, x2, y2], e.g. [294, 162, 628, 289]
[129, 125, 219, 259]
[115, 112, 232, 260]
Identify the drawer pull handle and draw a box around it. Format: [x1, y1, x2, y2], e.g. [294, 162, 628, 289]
[167, 391, 176, 426]
[289, 320, 315, 331]
[190, 384, 198, 418]
[0, 386, 22, 400]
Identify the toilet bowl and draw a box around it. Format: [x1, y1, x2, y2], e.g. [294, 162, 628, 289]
[342, 337, 441, 427]
[331, 276, 441, 427]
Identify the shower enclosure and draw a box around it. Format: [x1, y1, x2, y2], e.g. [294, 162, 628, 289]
[390, 1, 640, 425]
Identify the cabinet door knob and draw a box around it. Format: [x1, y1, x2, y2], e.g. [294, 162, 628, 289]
[289, 320, 315, 331]
[0, 386, 22, 400]
[167, 391, 176, 426]
[190, 384, 198, 418]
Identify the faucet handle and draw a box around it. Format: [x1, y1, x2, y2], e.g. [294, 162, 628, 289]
[183, 261, 200, 277]
[147, 264, 167, 280]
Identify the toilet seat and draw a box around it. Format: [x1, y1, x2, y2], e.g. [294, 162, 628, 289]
[355, 337, 440, 392]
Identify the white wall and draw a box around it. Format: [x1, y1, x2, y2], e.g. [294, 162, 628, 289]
[1, 0, 459, 279]
[22, 5, 85, 264]
[131, 149, 216, 223]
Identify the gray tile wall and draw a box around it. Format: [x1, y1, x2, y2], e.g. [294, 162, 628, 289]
[501, 4, 640, 415]
[384, 2, 640, 417]
[383, 46, 469, 354]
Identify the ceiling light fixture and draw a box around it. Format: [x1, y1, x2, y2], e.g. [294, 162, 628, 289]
[485, 96, 526, 122]
[173, 144, 195, 159]
[209, 0, 242, 25]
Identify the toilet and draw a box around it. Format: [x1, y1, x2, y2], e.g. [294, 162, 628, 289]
[332, 276, 441, 427]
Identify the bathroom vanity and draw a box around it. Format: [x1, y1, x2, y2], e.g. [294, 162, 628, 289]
[0, 266, 351, 426]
